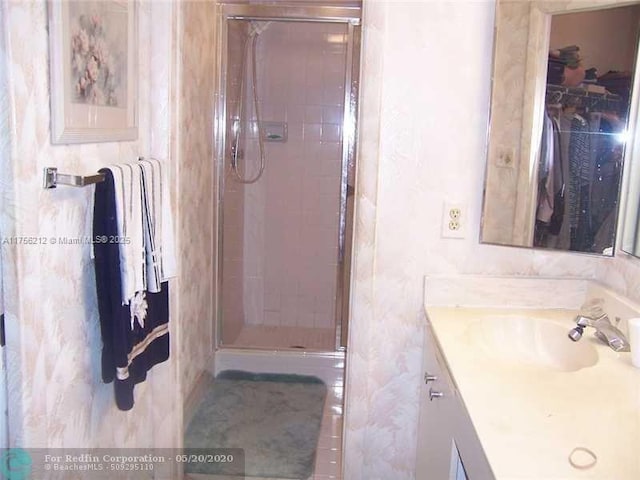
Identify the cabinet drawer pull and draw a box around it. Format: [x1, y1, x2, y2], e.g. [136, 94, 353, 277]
[429, 388, 444, 401]
[424, 373, 438, 384]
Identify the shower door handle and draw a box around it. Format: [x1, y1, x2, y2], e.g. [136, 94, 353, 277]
[346, 184, 355, 197]
[230, 144, 243, 167]
[338, 184, 355, 264]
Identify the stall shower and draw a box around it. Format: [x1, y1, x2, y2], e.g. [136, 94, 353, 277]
[216, 5, 360, 353]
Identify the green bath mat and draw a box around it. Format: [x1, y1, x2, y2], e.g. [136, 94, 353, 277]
[184, 370, 327, 479]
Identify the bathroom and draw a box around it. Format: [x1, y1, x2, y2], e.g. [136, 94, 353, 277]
[2, 0, 640, 479]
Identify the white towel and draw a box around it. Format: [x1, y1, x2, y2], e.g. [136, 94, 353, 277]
[140, 159, 162, 293]
[105, 163, 145, 306]
[139, 157, 176, 289]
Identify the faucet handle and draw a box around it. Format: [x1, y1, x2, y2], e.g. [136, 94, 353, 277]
[608, 336, 628, 352]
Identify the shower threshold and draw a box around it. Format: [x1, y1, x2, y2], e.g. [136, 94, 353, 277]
[214, 347, 345, 390]
[222, 325, 336, 352]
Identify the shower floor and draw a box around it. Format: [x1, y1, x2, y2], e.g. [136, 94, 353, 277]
[227, 325, 335, 351]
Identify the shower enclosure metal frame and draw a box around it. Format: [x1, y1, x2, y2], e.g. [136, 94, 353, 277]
[214, 4, 361, 351]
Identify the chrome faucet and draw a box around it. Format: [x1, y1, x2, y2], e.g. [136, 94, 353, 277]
[568, 301, 630, 352]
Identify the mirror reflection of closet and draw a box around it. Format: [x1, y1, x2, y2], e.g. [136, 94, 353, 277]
[481, 1, 640, 257]
[535, 6, 640, 254]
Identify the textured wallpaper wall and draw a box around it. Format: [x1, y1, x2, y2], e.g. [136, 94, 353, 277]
[0, 0, 179, 450]
[344, 1, 612, 478]
[1, 0, 219, 459]
[0, 3, 8, 451]
[175, 0, 217, 403]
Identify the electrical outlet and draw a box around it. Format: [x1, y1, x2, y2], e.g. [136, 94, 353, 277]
[441, 202, 466, 239]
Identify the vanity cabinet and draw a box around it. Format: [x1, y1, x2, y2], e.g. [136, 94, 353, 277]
[415, 323, 494, 480]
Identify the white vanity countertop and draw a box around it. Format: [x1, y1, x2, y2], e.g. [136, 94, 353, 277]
[426, 305, 640, 480]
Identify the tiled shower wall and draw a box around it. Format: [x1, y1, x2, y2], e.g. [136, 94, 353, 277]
[222, 21, 347, 340]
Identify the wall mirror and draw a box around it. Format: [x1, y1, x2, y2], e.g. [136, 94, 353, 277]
[482, 0, 640, 256]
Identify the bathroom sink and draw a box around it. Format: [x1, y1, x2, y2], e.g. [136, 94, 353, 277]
[469, 316, 598, 372]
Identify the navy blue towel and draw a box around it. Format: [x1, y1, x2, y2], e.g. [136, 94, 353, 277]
[93, 168, 170, 411]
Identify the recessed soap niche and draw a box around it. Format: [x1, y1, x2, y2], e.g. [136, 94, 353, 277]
[262, 121, 287, 142]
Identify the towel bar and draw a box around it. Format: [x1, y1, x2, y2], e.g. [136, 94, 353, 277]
[43, 167, 106, 189]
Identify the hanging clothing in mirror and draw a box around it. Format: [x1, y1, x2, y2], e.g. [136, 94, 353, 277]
[534, 90, 624, 254]
[535, 108, 565, 248]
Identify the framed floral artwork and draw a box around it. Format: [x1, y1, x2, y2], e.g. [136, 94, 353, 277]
[48, 1, 137, 144]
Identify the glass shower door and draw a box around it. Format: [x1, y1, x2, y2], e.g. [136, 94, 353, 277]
[216, 5, 360, 352]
